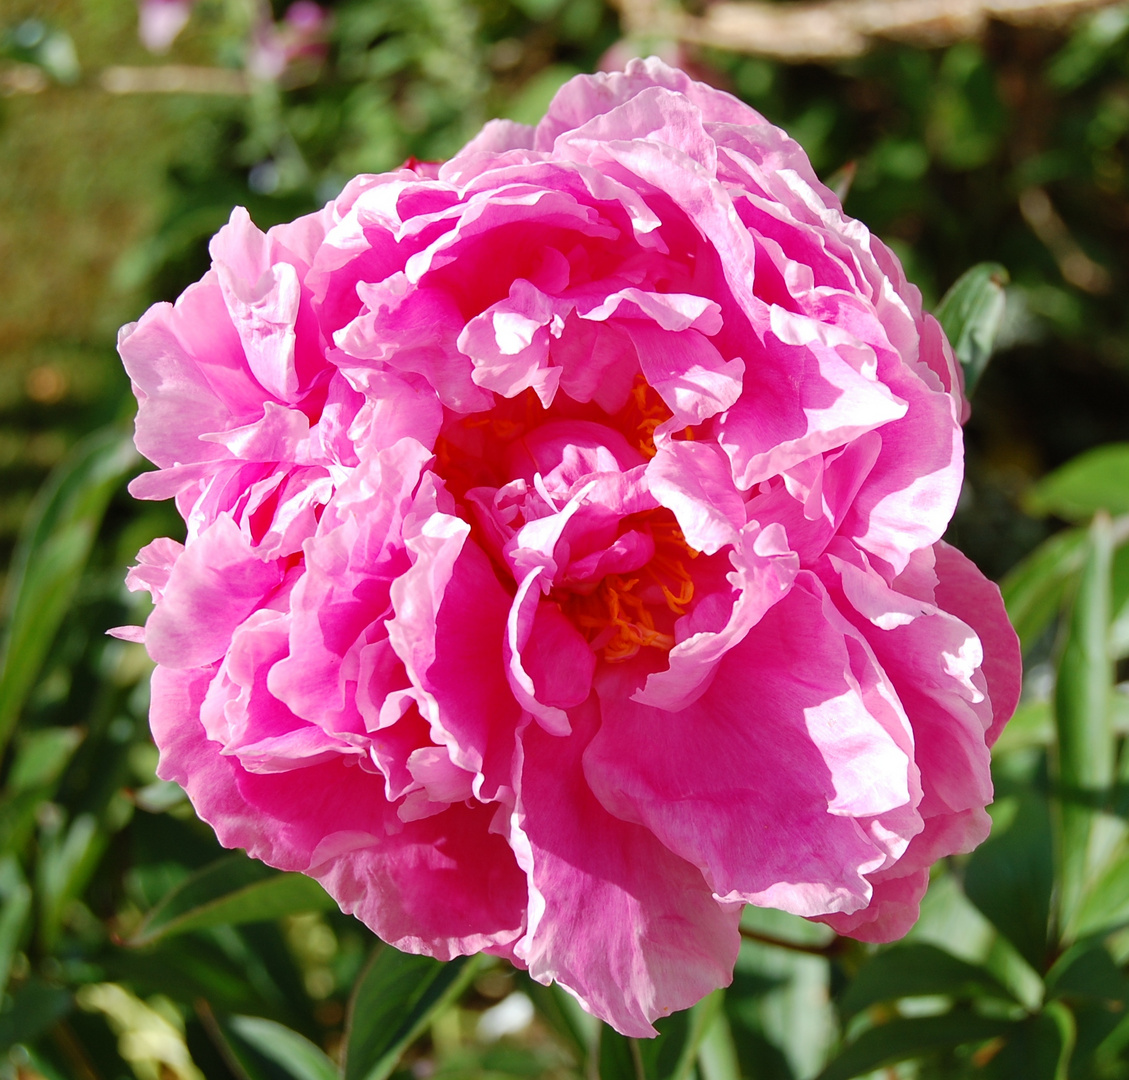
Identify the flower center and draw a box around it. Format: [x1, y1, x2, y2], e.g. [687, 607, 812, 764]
[557, 511, 699, 663]
[629, 377, 670, 459]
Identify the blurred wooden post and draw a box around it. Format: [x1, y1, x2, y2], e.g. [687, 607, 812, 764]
[611, 0, 1128, 61]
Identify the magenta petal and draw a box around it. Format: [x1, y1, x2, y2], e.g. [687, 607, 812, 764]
[459, 279, 565, 405]
[520, 597, 596, 710]
[630, 323, 745, 426]
[513, 702, 741, 1036]
[633, 521, 797, 712]
[145, 516, 282, 669]
[592, 579, 918, 916]
[716, 310, 907, 490]
[535, 58, 762, 150]
[125, 536, 184, 602]
[647, 440, 746, 554]
[504, 571, 572, 736]
[151, 666, 527, 958]
[931, 542, 1022, 746]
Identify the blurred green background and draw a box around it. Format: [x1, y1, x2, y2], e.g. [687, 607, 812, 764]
[4, 1, 1129, 1077]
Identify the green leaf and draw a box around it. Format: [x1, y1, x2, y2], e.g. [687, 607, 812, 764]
[0, 979, 71, 1053]
[597, 1025, 643, 1080]
[523, 979, 595, 1065]
[0, 856, 31, 999]
[1054, 512, 1115, 932]
[6, 726, 84, 793]
[1046, 942, 1128, 1003]
[1111, 539, 1129, 660]
[1025, 444, 1129, 521]
[838, 944, 1016, 1020]
[0, 729, 86, 861]
[130, 854, 336, 946]
[1000, 526, 1088, 654]
[993, 699, 1053, 753]
[508, 0, 566, 18]
[36, 811, 106, 951]
[0, 428, 137, 756]
[342, 946, 486, 1080]
[696, 1003, 741, 1080]
[1048, 5, 1129, 90]
[598, 991, 724, 1080]
[1070, 844, 1129, 937]
[228, 1016, 337, 1080]
[814, 1012, 1015, 1080]
[963, 792, 1054, 971]
[985, 1004, 1074, 1080]
[934, 262, 1009, 396]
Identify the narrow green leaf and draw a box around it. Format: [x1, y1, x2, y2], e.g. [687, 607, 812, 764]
[0, 788, 48, 859]
[815, 1013, 1014, 1080]
[0, 730, 86, 862]
[1055, 512, 1115, 934]
[36, 811, 105, 951]
[597, 993, 721, 1080]
[597, 1025, 643, 1080]
[523, 979, 595, 1066]
[667, 992, 725, 1080]
[1000, 526, 1087, 653]
[228, 1016, 337, 1080]
[130, 855, 335, 946]
[0, 428, 137, 755]
[0, 856, 31, 999]
[838, 944, 1016, 1020]
[1025, 444, 1129, 521]
[934, 262, 1009, 396]
[1096, 995, 1129, 1068]
[696, 1004, 741, 1080]
[963, 792, 1054, 972]
[6, 727, 84, 793]
[342, 946, 485, 1080]
[1111, 539, 1129, 660]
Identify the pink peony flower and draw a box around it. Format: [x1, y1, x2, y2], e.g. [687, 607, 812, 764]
[137, 0, 193, 53]
[117, 59, 1021, 1036]
[246, 0, 330, 83]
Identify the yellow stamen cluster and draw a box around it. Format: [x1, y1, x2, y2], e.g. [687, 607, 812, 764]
[572, 574, 676, 661]
[629, 377, 671, 459]
[561, 513, 700, 662]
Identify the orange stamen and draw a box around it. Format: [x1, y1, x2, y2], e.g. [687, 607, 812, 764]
[558, 512, 699, 662]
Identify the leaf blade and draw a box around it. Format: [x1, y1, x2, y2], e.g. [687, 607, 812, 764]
[1025, 444, 1129, 522]
[838, 944, 1016, 1020]
[1000, 526, 1088, 654]
[1054, 512, 1115, 934]
[0, 428, 138, 755]
[342, 947, 486, 1080]
[815, 1013, 1015, 1080]
[130, 855, 336, 946]
[228, 1016, 337, 1080]
[934, 261, 1009, 396]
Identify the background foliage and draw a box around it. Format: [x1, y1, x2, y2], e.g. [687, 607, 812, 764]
[3, 1, 1129, 1077]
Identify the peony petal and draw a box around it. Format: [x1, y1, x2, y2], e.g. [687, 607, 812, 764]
[931, 542, 1022, 746]
[512, 700, 741, 1036]
[144, 515, 282, 669]
[592, 577, 917, 915]
[151, 666, 527, 958]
